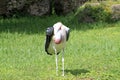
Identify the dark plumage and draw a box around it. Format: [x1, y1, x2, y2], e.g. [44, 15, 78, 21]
[45, 27, 54, 55]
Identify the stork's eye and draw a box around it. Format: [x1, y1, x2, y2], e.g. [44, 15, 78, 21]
[59, 26, 61, 30]
[57, 27, 61, 32]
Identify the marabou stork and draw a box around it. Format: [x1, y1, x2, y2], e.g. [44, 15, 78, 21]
[45, 22, 70, 76]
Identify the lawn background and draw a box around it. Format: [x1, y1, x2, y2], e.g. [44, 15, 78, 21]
[0, 16, 120, 80]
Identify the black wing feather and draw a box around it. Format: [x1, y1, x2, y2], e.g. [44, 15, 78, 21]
[66, 29, 70, 41]
[45, 27, 54, 55]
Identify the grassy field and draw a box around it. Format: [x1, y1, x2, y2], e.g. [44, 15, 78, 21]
[0, 16, 120, 80]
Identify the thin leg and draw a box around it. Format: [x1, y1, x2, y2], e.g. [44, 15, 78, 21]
[62, 49, 64, 76]
[53, 46, 58, 76]
[55, 51, 58, 76]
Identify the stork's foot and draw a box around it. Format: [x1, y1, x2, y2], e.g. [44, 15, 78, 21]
[62, 74, 64, 76]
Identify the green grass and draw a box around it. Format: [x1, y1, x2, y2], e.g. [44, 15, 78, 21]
[0, 16, 120, 80]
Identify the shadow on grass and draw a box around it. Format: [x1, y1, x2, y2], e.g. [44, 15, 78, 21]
[65, 69, 90, 76]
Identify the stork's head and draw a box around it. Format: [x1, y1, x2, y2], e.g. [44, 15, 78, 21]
[53, 22, 69, 44]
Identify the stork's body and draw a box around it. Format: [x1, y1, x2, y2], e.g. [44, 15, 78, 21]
[45, 22, 70, 76]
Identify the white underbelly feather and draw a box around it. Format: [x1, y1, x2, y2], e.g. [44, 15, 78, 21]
[48, 40, 66, 54]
